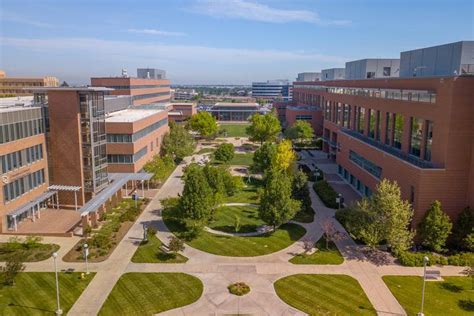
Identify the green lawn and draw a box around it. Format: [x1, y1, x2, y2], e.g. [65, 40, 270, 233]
[289, 237, 344, 265]
[274, 274, 376, 315]
[209, 205, 264, 233]
[0, 272, 94, 315]
[99, 273, 203, 316]
[131, 231, 188, 263]
[0, 242, 59, 262]
[213, 152, 254, 166]
[196, 147, 215, 154]
[219, 124, 250, 137]
[222, 177, 262, 204]
[163, 208, 306, 257]
[383, 276, 473, 316]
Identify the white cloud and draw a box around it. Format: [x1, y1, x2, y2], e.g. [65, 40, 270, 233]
[128, 28, 186, 36]
[190, 0, 351, 25]
[2, 11, 52, 28]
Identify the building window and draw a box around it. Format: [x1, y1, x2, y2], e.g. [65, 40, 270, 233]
[349, 150, 382, 179]
[366, 72, 375, 79]
[393, 114, 403, 149]
[383, 67, 391, 76]
[3, 169, 45, 203]
[375, 111, 381, 141]
[409, 117, 424, 157]
[385, 112, 393, 145]
[424, 120, 433, 161]
[368, 109, 376, 139]
[295, 115, 312, 120]
[357, 107, 365, 134]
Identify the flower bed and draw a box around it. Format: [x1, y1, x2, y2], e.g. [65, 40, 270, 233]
[227, 282, 251, 296]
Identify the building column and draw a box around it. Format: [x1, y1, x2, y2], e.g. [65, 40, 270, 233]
[90, 212, 99, 228]
[13, 216, 18, 232]
[37, 202, 41, 219]
[74, 191, 78, 211]
[81, 215, 90, 237]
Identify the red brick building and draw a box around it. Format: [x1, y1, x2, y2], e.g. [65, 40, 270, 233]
[91, 77, 170, 106]
[292, 76, 474, 225]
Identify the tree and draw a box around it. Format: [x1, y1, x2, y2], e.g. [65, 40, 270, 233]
[258, 169, 301, 230]
[450, 207, 474, 250]
[321, 219, 343, 250]
[178, 164, 215, 232]
[302, 237, 314, 254]
[187, 111, 218, 138]
[285, 120, 314, 143]
[143, 155, 175, 185]
[0, 254, 25, 285]
[271, 140, 296, 173]
[464, 229, 474, 252]
[419, 200, 453, 252]
[246, 113, 281, 144]
[162, 121, 195, 162]
[251, 142, 276, 173]
[167, 236, 185, 257]
[214, 143, 235, 163]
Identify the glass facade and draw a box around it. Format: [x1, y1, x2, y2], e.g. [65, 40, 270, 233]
[0, 144, 43, 174]
[368, 109, 376, 139]
[107, 146, 148, 164]
[3, 169, 45, 203]
[357, 107, 365, 134]
[393, 114, 403, 149]
[409, 117, 424, 157]
[349, 150, 382, 178]
[107, 118, 168, 143]
[424, 120, 433, 161]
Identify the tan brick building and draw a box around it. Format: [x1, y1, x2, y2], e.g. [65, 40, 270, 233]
[0, 71, 59, 97]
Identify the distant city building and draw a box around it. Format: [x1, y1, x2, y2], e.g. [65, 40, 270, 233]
[206, 102, 269, 121]
[345, 59, 400, 79]
[106, 109, 169, 173]
[252, 80, 292, 101]
[137, 68, 166, 79]
[400, 41, 474, 77]
[0, 71, 59, 97]
[91, 68, 171, 105]
[173, 88, 198, 101]
[321, 68, 346, 81]
[166, 102, 197, 123]
[296, 72, 321, 82]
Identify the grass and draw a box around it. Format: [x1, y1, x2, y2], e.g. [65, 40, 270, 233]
[209, 205, 265, 233]
[222, 177, 262, 204]
[383, 276, 474, 316]
[163, 208, 306, 257]
[0, 241, 59, 262]
[0, 272, 94, 315]
[213, 152, 254, 166]
[131, 232, 188, 263]
[99, 273, 203, 316]
[196, 147, 215, 154]
[219, 123, 250, 137]
[289, 237, 344, 265]
[274, 274, 376, 315]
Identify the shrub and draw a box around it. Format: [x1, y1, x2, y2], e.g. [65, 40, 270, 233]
[313, 180, 338, 208]
[147, 226, 157, 236]
[396, 251, 473, 267]
[214, 143, 235, 163]
[447, 252, 474, 266]
[418, 200, 452, 252]
[23, 236, 42, 249]
[450, 207, 474, 251]
[228, 282, 251, 296]
[0, 254, 25, 285]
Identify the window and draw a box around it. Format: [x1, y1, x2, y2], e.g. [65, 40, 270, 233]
[409, 117, 424, 157]
[424, 120, 433, 161]
[0, 144, 43, 174]
[295, 115, 312, 120]
[375, 111, 381, 141]
[349, 150, 382, 178]
[385, 112, 393, 145]
[383, 67, 391, 76]
[366, 72, 375, 79]
[3, 169, 45, 203]
[393, 114, 403, 149]
[368, 109, 376, 139]
[357, 107, 365, 134]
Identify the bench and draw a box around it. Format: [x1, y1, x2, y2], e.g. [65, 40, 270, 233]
[425, 270, 442, 281]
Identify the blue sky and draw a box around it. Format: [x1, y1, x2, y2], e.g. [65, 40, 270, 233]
[1, 0, 472, 84]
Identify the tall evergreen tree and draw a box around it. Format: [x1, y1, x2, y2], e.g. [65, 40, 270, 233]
[419, 200, 453, 252]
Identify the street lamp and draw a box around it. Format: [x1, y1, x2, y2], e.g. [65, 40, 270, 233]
[336, 193, 343, 209]
[52, 252, 63, 315]
[417, 256, 430, 316]
[83, 243, 90, 275]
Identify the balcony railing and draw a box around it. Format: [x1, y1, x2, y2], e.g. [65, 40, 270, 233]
[341, 129, 439, 169]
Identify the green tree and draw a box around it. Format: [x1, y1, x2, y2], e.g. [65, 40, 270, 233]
[419, 200, 453, 252]
[285, 120, 314, 143]
[214, 143, 235, 163]
[258, 169, 301, 230]
[450, 207, 474, 250]
[143, 155, 175, 185]
[246, 112, 281, 144]
[161, 121, 195, 162]
[187, 111, 218, 138]
[167, 236, 185, 257]
[0, 254, 25, 285]
[464, 229, 474, 252]
[251, 142, 276, 173]
[179, 164, 215, 232]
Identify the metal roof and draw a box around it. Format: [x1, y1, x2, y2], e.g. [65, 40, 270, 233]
[8, 191, 57, 217]
[48, 185, 81, 191]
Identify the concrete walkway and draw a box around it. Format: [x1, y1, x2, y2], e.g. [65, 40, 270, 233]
[10, 150, 466, 316]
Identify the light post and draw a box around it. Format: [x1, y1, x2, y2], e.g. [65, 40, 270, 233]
[52, 252, 62, 315]
[143, 223, 148, 242]
[336, 193, 342, 209]
[83, 243, 90, 275]
[417, 256, 430, 316]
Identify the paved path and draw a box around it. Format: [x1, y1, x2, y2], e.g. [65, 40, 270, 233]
[10, 150, 466, 316]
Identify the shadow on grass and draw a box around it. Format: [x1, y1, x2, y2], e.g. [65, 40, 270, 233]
[209, 224, 259, 234]
[7, 302, 54, 314]
[440, 282, 463, 293]
[458, 299, 474, 311]
[156, 253, 177, 261]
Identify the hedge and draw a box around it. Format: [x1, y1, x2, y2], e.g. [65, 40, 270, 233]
[313, 180, 338, 209]
[396, 251, 473, 267]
